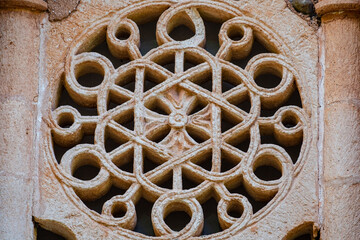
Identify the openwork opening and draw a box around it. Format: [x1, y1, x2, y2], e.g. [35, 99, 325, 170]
[36, 226, 65, 240]
[284, 222, 319, 240]
[47, 1, 310, 238]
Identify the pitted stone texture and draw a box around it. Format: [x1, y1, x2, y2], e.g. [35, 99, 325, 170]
[0, 8, 46, 240]
[320, 10, 360, 240]
[47, 0, 80, 21]
[35, 0, 319, 239]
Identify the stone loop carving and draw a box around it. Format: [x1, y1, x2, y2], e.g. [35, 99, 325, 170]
[47, 1, 310, 238]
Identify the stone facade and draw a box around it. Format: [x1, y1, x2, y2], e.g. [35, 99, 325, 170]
[0, 0, 358, 239]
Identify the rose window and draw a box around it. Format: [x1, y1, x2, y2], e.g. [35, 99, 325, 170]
[48, 1, 310, 239]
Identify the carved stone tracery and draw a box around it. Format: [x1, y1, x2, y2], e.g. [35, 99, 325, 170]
[47, 1, 310, 238]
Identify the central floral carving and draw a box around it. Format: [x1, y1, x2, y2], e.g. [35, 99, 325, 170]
[144, 86, 211, 154]
[168, 112, 187, 128]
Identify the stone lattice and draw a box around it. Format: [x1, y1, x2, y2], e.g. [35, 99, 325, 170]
[46, 1, 310, 238]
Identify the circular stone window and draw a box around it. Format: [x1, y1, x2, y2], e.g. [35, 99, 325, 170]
[48, 1, 310, 238]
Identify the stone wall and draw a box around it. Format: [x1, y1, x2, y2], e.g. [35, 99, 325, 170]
[0, 0, 358, 239]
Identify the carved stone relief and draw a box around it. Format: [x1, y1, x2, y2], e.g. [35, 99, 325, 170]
[35, 0, 319, 239]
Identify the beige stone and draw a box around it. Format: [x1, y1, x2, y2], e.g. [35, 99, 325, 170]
[323, 102, 360, 181]
[323, 180, 360, 239]
[33, 0, 319, 239]
[0, 7, 46, 239]
[0, 175, 34, 239]
[316, 1, 360, 238]
[1, 0, 359, 239]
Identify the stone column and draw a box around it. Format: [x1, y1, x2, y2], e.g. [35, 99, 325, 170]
[316, 0, 360, 239]
[0, 0, 47, 239]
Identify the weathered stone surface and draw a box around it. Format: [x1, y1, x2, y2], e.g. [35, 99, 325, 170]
[9, 0, 360, 239]
[316, 0, 360, 15]
[317, 2, 360, 239]
[0, 99, 36, 174]
[323, 180, 360, 239]
[0, 175, 34, 239]
[0, 0, 47, 11]
[290, 0, 315, 15]
[0, 8, 46, 239]
[324, 102, 360, 181]
[47, 0, 80, 21]
[33, 0, 319, 239]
